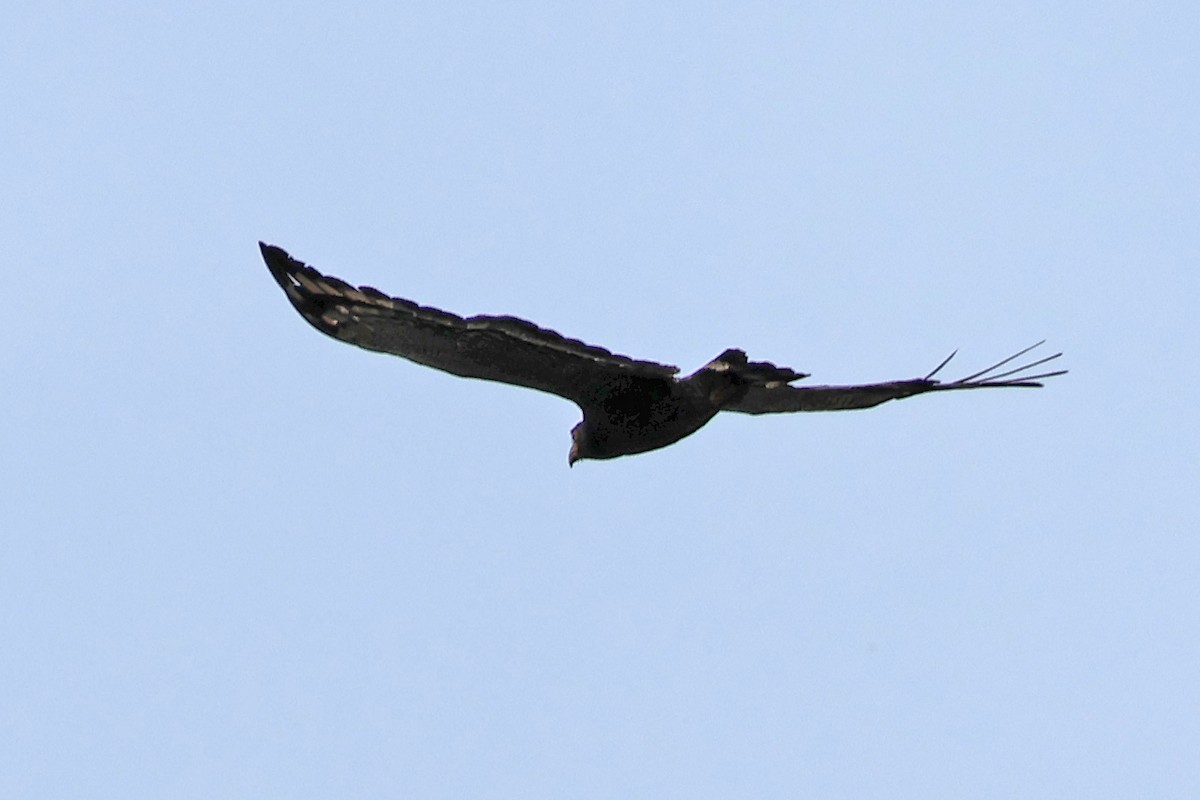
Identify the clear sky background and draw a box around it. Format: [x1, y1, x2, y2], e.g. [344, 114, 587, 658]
[3, 2, 1197, 797]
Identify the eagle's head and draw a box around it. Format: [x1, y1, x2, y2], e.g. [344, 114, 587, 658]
[568, 421, 590, 467]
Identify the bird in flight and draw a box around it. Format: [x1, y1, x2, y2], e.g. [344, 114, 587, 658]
[261, 243, 1065, 466]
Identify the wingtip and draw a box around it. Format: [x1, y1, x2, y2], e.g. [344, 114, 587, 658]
[259, 241, 285, 259]
[258, 241, 301, 293]
[259, 242, 300, 271]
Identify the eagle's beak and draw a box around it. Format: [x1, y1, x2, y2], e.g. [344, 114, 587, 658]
[568, 442, 580, 468]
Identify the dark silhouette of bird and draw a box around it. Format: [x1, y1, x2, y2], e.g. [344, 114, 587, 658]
[261, 243, 1065, 465]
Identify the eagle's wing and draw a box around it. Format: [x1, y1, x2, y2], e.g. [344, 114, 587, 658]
[261, 243, 678, 404]
[724, 342, 1066, 414]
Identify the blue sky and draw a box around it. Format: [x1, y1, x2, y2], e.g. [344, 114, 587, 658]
[3, 2, 1197, 797]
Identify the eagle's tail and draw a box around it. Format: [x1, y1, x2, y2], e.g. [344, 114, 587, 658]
[691, 349, 808, 407]
[700, 348, 808, 386]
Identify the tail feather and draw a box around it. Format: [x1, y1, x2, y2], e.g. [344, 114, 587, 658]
[702, 348, 808, 385]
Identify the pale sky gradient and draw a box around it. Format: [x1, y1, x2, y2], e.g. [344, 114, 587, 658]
[3, 2, 1198, 797]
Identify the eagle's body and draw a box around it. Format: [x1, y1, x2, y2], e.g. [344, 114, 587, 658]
[260, 243, 1064, 465]
[566, 364, 761, 462]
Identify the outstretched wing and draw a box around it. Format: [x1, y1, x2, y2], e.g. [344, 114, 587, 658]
[724, 342, 1066, 414]
[261, 243, 678, 404]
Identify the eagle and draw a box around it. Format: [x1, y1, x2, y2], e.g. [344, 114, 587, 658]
[261, 243, 1065, 466]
